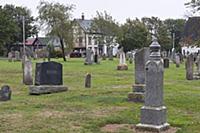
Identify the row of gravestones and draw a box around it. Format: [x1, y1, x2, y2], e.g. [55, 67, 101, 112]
[23, 59, 68, 95]
[8, 51, 21, 62]
[186, 54, 200, 80]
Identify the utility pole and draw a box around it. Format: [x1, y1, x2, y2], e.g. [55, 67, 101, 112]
[22, 16, 26, 60]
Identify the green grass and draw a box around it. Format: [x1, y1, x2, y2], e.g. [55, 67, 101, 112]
[0, 58, 199, 133]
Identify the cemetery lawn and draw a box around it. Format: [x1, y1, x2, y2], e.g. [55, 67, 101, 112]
[0, 58, 199, 133]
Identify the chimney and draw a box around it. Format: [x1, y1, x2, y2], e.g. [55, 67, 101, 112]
[81, 13, 85, 20]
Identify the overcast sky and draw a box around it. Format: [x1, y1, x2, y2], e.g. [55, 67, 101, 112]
[1, 0, 190, 23]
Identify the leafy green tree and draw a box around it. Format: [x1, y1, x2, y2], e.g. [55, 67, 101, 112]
[185, 0, 200, 13]
[120, 19, 150, 52]
[37, 1, 74, 61]
[3, 4, 37, 43]
[164, 19, 186, 51]
[92, 11, 120, 45]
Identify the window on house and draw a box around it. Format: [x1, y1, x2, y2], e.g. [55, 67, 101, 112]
[79, 37, 83, 46]
[88, 37, 92, 45]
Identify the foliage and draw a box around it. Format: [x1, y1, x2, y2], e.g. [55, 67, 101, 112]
[0, 5, 37, 55]
[37, 1, 74, 61]
[185, 0, 200, 14]
[120, 18, 150, 52]
[92, 11, 120, 44]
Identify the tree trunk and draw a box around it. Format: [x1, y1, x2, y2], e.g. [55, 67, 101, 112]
[59, 37, 66, 61]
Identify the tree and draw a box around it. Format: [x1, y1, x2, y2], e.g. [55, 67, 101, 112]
[164, 19, 186, 51]
[92, 11, 120, 45]
[3, 4, 38, 43]
[185, 0, 200, 14]
[120, 18, 150, 52]
[37, 1, 74, 61]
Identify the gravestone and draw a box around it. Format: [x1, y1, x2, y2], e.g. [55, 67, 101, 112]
[84, 49, 93, 65]
[195, 55, 200, 75]
[0, 85, 11, 101]
[128, 47, 149, 102]
[29, 61, 68, 95]
[85, 73, 91, 88]
[117, 47, 128, 70]
[8, 52, 13, 62]
[129, 52, 134, 64]
[14, 51, 20, 61]
[94, 53, 100, 64]
[136, 37, 170, 132]
[108, 46, 113, 60]
[23, 60, 33, 85]
[175, 54, 180, 68]
[163, 58, 169, 68]
[186, 54, 194, 80]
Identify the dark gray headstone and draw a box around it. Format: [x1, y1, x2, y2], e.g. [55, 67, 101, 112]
[35, 61, 62, 85]
[0, 85, 11, 101]
[163, 58, 169, 68]
[108, 47, 113, 60]
[85, 73, 91, 88]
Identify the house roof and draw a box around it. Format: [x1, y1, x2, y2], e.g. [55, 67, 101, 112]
[184, 17, 200, 40]
[74, 19, 102, 34]
[25, 38, 36, 45]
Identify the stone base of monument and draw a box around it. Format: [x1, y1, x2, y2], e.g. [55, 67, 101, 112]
[84, 62, 93, 65]
[136, 106, 170, 132]
[117, 64, 128, 70]
[29, 85, 68, 95]
[128, 84, 145, 102]
[128, 92, 144, 102]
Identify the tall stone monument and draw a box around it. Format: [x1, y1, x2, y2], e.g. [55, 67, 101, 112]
[128, 48, 149, 102]
[117, 47, 128, 70]
[136, 37, 170, 132]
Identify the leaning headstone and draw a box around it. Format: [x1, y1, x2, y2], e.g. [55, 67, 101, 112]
[186, 54, 194, 80]
[29, 61, 68, 95]
[14, 51, 20, 61]
[8, 52, 13, 62]
[163, 58, 169, 68]
[0, 85, 11, 101]
[136, 37, 170, 132]
[84, 49, 93, 65]
[175, 54, 180, 68]
[23, 60, 33, 85]
[85, 73, 91, 88]
[117, 47, 128, 70]
[128, 47, 149, 102]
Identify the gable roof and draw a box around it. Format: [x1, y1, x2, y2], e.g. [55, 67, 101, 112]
[74, 19, 102, 34]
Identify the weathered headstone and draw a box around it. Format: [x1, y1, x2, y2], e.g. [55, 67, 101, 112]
[136, 37, 170, 132]
[14, 51, 20, 61]
[108, 46, 113, 60]
[186, 54, 194, 80]
[163, 58, 169, 68]
[23, 60, 33, 85]
[85, 73, 91, 88]
[0, 85, 11, 101]
[117, 47, 128, 70]
[8, 52, 13, 62]
[128, 47, 149, 102]
[84, 49, 93, 65]
[175, 54, 180, 68]
[29, 61, 68, 95]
